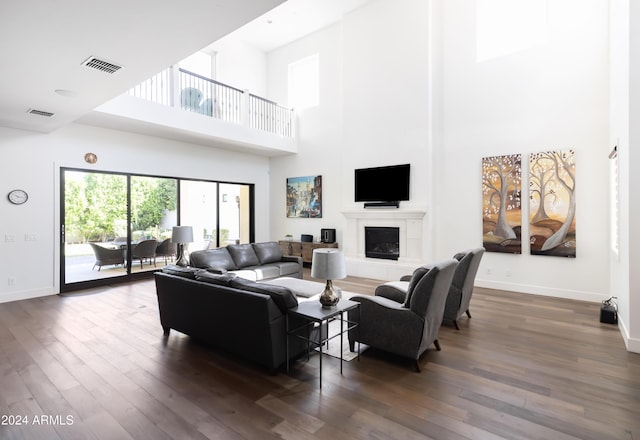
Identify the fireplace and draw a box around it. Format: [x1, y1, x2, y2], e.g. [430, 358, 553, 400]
[365, 227, 400, 260]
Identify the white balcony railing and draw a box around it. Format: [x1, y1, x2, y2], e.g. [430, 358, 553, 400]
[128, 67, 294, 138]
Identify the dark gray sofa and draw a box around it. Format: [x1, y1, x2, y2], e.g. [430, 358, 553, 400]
[189, 241, 302, 281]
[155, 267, 317, 372]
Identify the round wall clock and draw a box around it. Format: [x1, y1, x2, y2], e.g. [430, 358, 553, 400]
[84, 152, 98, 164]
[8, 189, 28, 205]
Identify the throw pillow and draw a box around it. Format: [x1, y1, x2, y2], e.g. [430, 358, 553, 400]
[453, 251, 467, 261]
[194, 270, 237, 286]
[404, 265, 432, 307]
[408, 267, 439, 315]
[450, 252, 472, 290]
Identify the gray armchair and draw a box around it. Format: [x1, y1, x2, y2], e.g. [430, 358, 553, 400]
[375, 248, 485, 330]
[443, 248, 485, 329]
[348, 259, 458, 371]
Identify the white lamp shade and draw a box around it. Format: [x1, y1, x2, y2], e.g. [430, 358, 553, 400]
[171, 226, 194, 243]
[311, 248, 346, 280]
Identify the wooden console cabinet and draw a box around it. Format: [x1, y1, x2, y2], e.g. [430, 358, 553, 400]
[279, 240, 339, 264]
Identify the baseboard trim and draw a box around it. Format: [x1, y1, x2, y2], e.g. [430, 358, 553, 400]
[626, 337, 640, 353]
[618, 316, 640, 353]
[0, 287, 56, 304]
[475, 278, 605, 303]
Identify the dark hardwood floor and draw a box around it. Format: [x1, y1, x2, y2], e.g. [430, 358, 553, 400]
[1, 273, 639, 439]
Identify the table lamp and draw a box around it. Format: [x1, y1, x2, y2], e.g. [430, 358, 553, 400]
[172, 226, 194, 267]
[311, 248, 347, 308]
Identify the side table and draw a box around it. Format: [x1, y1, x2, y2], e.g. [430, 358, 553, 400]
[286, 299, 360, 388]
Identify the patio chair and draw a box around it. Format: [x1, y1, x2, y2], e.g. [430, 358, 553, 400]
[155, 238, 177, 264]
[89, 243, 124, 271]
[180, 87, 202, 112]
[113, 236, 127, 245]
[131, 239, 158, 269]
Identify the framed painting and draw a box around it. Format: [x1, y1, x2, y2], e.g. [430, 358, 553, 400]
[286, 175, 322, 218]
[482, 154, 522, 254]
[529, 149, 576, 257]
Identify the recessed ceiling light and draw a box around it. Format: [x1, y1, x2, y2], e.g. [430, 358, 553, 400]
[55, 89, 77, 97]
[267, 20, 273, 24]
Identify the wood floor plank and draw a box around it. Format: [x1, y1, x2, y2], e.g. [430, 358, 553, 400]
[6, 398, 62, 440]
[88, 384, 173, 440]
[0, 277, 639, 440]
[256, 394, 325, 434]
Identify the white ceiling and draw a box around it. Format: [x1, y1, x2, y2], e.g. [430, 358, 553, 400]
[0, 0, 371, 135]
[216, 0, 371, 52]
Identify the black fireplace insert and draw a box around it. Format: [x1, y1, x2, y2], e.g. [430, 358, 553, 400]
[365, 226, 400, 260]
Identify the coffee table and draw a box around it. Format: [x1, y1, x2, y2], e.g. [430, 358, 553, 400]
[265, 276, 352, 301]
[265, 276, 326, 298]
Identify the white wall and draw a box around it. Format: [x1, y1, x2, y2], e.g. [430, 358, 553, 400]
[435, 0, 610, 302]
[609, 0, 630, 346]
[268, 0, 432, 256]
[610, 0, 640, 352]
[268, 21, 348, 244]
[211, 39, 268, 97]
[268, 0, 611, 302]
[0, 123, 271, 303]
[628, 0, 640, 352]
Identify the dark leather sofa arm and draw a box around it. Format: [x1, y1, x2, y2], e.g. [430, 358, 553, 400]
[282, 254, 302, 264]
[281, 255, 303, 278]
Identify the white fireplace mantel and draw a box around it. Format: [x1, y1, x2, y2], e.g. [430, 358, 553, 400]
[342, 210, 427, 221]
[341, 209, 427, 280]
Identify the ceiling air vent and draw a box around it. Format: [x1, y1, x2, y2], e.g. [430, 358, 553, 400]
[81, 56, 124, 74]
[27, 108, 55, 117]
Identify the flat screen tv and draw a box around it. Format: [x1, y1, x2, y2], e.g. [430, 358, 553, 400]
[355, 164, 410, 203]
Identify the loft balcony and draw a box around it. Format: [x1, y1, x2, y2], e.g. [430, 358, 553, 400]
[81, 67, 297, 156]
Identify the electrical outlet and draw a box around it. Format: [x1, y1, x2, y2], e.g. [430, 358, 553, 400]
[25, 234, 38, 241]
[506, 269, 512, 277]
[5, 234, 15, 242]
[8, 277, 15, 286]
[486, 268, 492, 275]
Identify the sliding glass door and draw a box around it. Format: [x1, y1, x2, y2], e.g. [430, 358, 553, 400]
[130, 175, 177, 273]
[63, 170, 128, 285]
[61, 168, 253, 292]
[179, 180, 218, 251]
[219, 183, 251, 245]
[61, 169, 179, 289]
[178, 180, 253, 253]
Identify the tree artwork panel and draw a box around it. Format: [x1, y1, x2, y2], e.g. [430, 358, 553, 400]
[286, 175, 322, 218]
[482, 154, 522, 254]
[529, 149, 576, 257]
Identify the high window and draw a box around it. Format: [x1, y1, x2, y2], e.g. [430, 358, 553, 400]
[476, 0, 548, 62]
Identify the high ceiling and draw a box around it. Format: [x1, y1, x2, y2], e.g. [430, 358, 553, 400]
[217, 0, 371, 52]
[0, 0, 370, 135]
